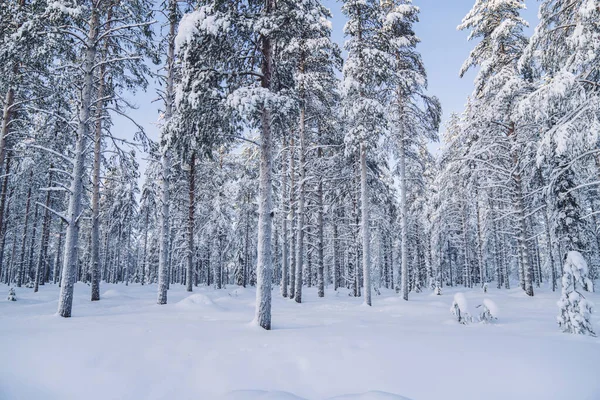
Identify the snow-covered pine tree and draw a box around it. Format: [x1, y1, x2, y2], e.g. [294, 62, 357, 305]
[458, 0, 536, 296]
[341, 0, 390, 306]
[557, 251, 595, 336]
[381, 0, 441, 300]
[49, 0, 155, 317]
[156, 0, 179, 305]
[520, 0, 599, 269]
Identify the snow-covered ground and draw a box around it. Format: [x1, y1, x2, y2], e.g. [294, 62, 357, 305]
[1, 282, 599, 400]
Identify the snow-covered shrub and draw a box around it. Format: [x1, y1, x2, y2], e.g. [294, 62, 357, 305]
[483, 283, 488, 293]
[451, 293, 471, 324]
[557, 251, 595, 336]
[434, 286, 442, 296]
[7, 288, 16, 301]
[478, 299, 498, 323]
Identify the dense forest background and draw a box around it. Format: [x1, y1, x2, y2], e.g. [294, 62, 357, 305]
[0, 0, 598, 334]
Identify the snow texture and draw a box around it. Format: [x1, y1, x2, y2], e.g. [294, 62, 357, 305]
[2, 283, 599, 400]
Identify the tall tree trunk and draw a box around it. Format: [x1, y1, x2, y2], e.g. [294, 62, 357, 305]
[57, 5, 100, 317]
[462, 202, 471, 288]
[38, 186, 53, 288]
[0, 154, 11, 281]
[35, 171, 52, 292]
[281, 139, 289, 297]
[53, 220, 64, 284]
[0, 88, 14, 181]
[186, 152, 196, 292]
[17, 171, 33, 287]
[141, 207, 149, 285]
[289, 137, 296, 299]
[254, 0, 275, 329]
[157, 0, 177, 305]
[515, 173, 533, 296]
[399, 132, 409, 300]
[317, 150, 325, 298]
[90, 6, 112, 301]
[294, 105, 306, 304]
[544, 208, 557, 291]
[360, 142, 372, 305]
[475, 186, 485, 286]
[243, 201, 250, 287]
[333, 207, 340, 291]
[26, 204, 39, 283]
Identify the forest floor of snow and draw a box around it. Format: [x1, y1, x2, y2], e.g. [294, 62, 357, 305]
[1, 282, 599, 400]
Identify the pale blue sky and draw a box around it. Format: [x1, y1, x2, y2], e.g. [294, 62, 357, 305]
[113, 0, 540, 171]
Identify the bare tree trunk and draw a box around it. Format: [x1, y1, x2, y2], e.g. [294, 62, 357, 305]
[544, 208, 557, 291]
[35, 171, 53, 292]
[294, 105, 306, 303]
[281, 139, 289, 297]
[333, 207, 339, 291]
[90, 7, 112, 301]
[186, 152, 196, 292]
[0, 154, 11, 281]
[317, 150, 325, 298]
[141, 207, 149, 285]
[254, 0, 275, 329]
[475, 186, 485, 286]
[157, 0, 177, 305]
[360, 142, 372, 306]
[399, 132, 409, 300]
[53, 221, 64, 284]
[17, 171, 33, 287]
[289, 137, 296, 299]
[57, 5, 100, 317]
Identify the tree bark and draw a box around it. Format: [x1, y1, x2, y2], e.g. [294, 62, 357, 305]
[0, 154, 11, 281]
[317, 147, 325, 298]
[281, 139, 289, 297]
[57, 4, 100, 317]
[90, 3, 113, 301]
[360, 142, 372, 306]
[294, 105, 306, 303]
[157, 0, 177, 305]
[254, 0, 275, 330]
[186, 152, 196, 292]
[289, 137, 296, 299]
[35, 171, 53, 292]
[399, 131, 409, 300]
[17, 172, 33, 287]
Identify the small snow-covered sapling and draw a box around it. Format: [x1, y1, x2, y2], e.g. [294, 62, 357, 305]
[451, 293, 472, 324]
[434, 286, 442, 296]
[7, 288, 16, 301]
[477, 299, 498, 323]
[557, 251, 595, 336]
[483, 283, 488, 293]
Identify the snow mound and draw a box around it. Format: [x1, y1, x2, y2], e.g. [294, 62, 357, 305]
[220, 390, 305, 400]
[328, 392, 413, 400]
[176, 294, 224, 311]
[483, 299, 499, 318]
[453, 293, 469, 312]
[220, 391, 413, 400]
[102, 289, 131, 299]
